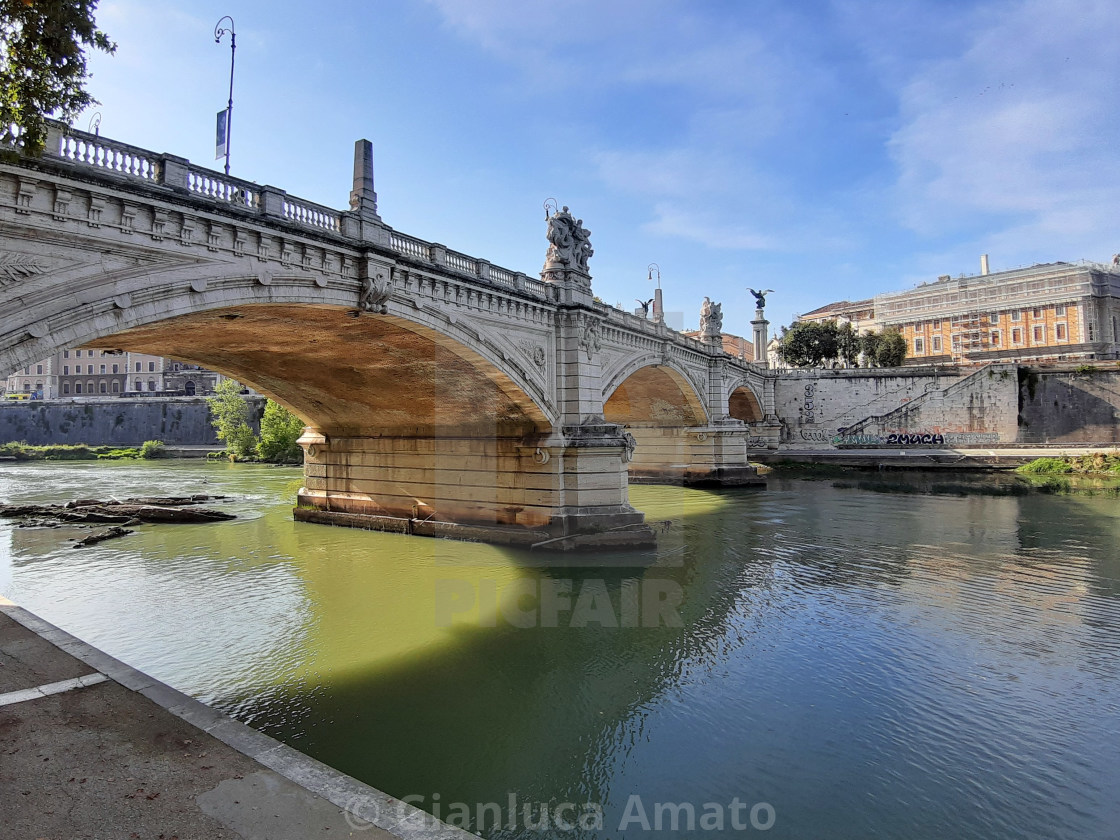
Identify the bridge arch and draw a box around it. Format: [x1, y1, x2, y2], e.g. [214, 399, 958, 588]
[726, 377, 765, 424]
[601, 355, 709, 427]
[2, 272, 555, 437]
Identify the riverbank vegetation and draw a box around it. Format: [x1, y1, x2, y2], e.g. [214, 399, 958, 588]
[207, 380, 304, 463]
[1017, 452, 1120, 476]
[0, 440, 166, 461]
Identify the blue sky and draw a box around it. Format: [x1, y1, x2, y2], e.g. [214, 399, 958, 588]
[81, 0, 1119, 334]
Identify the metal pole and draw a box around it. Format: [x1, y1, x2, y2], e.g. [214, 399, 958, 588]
[215, 16, 236, 176]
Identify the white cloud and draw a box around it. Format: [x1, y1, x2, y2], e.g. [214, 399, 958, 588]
[886, 0, 1120, 257]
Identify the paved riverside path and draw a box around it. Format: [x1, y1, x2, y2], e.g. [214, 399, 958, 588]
[752, 445, 1119, 469]
[0, 597, 470, 840]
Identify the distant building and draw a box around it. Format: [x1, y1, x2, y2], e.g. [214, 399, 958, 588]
[4, 350, 228, 399]
[796, 298, 877, 334]
[681, 331, 755, 361]
[876, 261, 1120, 364]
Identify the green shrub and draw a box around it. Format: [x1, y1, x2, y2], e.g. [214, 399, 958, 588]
[1017, 458, 1074, 475]
[257, 401, 305, 463]
[140, 440, 166, 459]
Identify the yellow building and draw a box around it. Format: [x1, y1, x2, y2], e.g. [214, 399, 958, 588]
[875, 261, 1120, 364]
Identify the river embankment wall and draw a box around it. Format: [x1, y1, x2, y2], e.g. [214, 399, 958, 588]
[772, 364, 1120, 450]
[0, 396, 264, 446]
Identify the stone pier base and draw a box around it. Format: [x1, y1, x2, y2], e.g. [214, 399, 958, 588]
[624, 425, 767, 487]
[296, 429, 656, 550]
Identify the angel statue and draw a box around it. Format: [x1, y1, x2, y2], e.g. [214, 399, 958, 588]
[748, 288, 774, 309]
[700, 296, 723, 340]
[635, 298, 654, 318]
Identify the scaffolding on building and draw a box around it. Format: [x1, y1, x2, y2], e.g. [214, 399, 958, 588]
[875, 261, 1120, 327]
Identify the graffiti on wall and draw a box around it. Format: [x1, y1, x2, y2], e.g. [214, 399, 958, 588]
[829, 429, 1001, 447]
[801, 383, 816, 425]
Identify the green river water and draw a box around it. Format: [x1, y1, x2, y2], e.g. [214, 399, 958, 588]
[1, 460, 1118, 839]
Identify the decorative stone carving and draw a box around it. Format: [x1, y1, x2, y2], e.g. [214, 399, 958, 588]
[52, 186, 71, 221]
[543, 206, 592, 274]
[87, 194, 105, 228]
[622, 431, 637, 463]
[700, 296, 723, 345]
[15, 177, 36, 214]
[579, 317, 602, 360]
[359, 265, 392, 314]
[0, 252, 47, 286]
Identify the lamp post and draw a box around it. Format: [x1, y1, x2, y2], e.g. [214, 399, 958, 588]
[214, 16, 236, 176]
[87, 112, 101, 136]
[647, 263, 663, 323]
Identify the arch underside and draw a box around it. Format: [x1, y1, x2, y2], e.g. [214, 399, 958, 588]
[728, 386, 764, 423]
[90, 304, 551, 438]
[603, 365, 707, 428]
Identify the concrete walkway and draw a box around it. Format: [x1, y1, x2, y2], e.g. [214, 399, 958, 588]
[753, 445, 1118, 469]
[0, 596, 471, 840]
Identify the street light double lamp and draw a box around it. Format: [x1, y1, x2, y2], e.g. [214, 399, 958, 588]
[647, 263, 663, 323]
[214, 16, 236, 176]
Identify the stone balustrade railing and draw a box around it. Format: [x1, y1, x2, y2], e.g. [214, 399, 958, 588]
[37, 123, 548, 300]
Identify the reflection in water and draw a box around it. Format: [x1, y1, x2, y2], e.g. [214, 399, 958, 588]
[2, 462, 1119, 839]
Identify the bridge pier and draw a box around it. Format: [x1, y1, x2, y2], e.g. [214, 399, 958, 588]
[294, 429, 654, 549]
[623, 423, 766, 487]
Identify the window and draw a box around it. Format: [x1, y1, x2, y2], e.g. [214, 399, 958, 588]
[1055, 304, 1066, 316]
[23, 367, 29, 374]
[1033, 325, 1044, 343]
[135, 362, 141, 372]
[1012, 328, 1023, 344]
[63, 350, 69, 358]
[86, 365, 92, 374]
[148, 361, 155, 372]
[931, 335, 942, 352]
[135, 380, 142, 391]
[112, 364, 118, 373]
[75, 383, 82, 394]
[86, 380, 93, 393]
[951, 334, 962, 351]
[63, 365, 69, 375]
[35, 382, 42, 393]
[99, 364, 106, 374]
[990, 330, 1001, 347]
[990, 312, 1000, 323]
[932, 320, 941, 330]
[99, 381, 107, 394]
[63, 383, 70, 394]
[1089, 323, 1095, 341]
[74, 350, 80, 357]
[1011, 310, 1021, 321]
[914, 337, 925, 354]
[111, 380, 120, 393]
[22, 381, 30, 391]
[1032, 308, 1042, 318]
[1056, 323, 1067, 341]
[147, 379, 156, 391]
[36, 364, 43, 374]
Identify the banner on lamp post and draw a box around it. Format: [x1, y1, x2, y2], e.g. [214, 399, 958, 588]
[215, 108, 229, 160]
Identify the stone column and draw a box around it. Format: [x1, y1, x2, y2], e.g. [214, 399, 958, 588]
[752, 309, 769, 367]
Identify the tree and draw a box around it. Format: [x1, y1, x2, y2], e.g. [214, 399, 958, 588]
[207, 379, 256, 459]
[874, 329, 908, 367]
[777, 320, 839, 367]
[1, 0, 116, 156]
[257, 400, 305, 463]
[859, 329, 908, 368]
[836, 322, 861, 367]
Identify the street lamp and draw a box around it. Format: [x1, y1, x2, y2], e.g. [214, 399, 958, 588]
[87, 112, 101, 136]
[647, 263, 663, 322]
[214, 16, 236, 176]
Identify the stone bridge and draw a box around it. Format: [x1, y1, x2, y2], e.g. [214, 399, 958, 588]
[0, 125, 778, 549]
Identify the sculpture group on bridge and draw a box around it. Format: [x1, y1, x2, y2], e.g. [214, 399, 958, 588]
[544, 206, 593, 274]
[700, 296, 723, 341]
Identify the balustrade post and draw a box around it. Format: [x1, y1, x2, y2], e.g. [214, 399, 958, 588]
[43, 123, 67, 158]
[476, 259, 491, 281]
[429, 243, 446, 266]
[260, 185, 287, 219]
[158, 155, 190, 192]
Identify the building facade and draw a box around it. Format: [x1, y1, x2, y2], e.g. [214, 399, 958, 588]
[876, 261, 1120, 364]
[4, 351, 226, 399]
